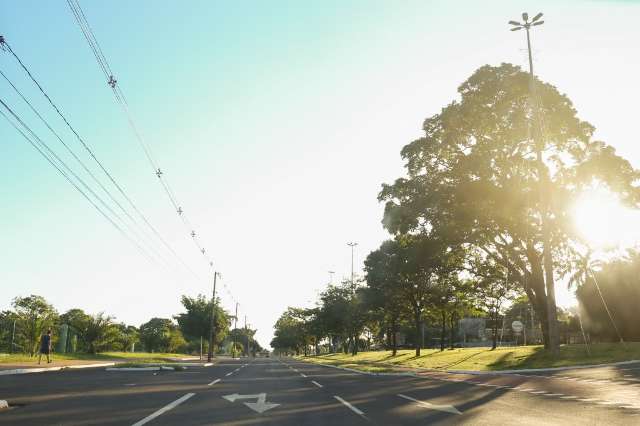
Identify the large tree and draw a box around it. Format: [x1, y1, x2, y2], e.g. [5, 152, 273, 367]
[380, 63, 640, 353]
[12, 295, 58, 356]
[174, 294, 230, 353]
[364, 240, 411, 356]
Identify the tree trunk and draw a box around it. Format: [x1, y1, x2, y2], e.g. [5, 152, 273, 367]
[543, 248, 560, 355]
[449, 312, 456, 350]
[440, 311, 446, 351]
[414, 310, 422, 357]
[351, 334, 358, 356]
[391, 317, 398, 357]
[491, 309, 498, 350]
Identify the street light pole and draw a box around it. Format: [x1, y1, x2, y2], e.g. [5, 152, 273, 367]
[509, 12, 560, 355]
[207, 271, 220, 362]
[234, 302, 239, 358]
[347, 242, 358, 291]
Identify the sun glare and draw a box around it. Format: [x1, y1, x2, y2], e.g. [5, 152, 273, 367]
[572, 188, 640, 249]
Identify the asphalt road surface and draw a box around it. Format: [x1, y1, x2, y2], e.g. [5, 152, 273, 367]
[2, 357, 640, 425]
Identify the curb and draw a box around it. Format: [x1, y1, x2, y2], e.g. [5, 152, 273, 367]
[448, 359, 640, 375]
[0, 400, 8, 411]
[297, 357, 640, 376]
[105, 366, 179, 372]
[0, 362, 116, 376]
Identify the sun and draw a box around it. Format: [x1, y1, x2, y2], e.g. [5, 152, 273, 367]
[572, 187, 640, 249]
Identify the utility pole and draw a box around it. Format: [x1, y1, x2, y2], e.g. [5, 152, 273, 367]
[207, 271, 220, 362]
[328, 270, 335, 284]
[244, 315, 249, 357]
[234, 302, 239, 358]
[347, 242, 358, 292]
[509, 12, 560, 355]
[10, 320, 16, 354]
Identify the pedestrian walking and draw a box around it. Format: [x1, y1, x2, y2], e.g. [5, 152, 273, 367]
[38, 329, 52, 364]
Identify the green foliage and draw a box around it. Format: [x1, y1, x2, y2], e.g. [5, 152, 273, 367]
[576, 251, 640, 341]
[174, 294, 230, 353]
[12, 295, 58, 356]
[139, 318, 176, 353]
[378, 63, 640, 350]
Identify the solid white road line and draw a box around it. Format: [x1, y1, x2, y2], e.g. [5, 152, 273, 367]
[334, 396, 365, 416]
[131, 393, 195, 426]
[208, 379, 221, 386]
[311, 380, 323, 388]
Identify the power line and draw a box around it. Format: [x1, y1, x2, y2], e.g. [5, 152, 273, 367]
[0, 36, 201, 282]
[0, 100, 156, 265]
[0, 68, 173, 268]
[66, 0, 240, 306]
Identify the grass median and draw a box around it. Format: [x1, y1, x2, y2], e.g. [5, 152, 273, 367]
[0, 351, 193, 365]
[296, 343, 640, 372]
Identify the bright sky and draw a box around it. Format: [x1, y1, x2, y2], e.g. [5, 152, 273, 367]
[2, 0, 639, 348]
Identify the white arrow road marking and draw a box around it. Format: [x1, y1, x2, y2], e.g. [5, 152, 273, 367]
[398, 394, 462, 415]
[208, 379, 221, 386]
[132, 393, 195, 426]
[223, 393, 279, 414]
[334, 396, 365, 416]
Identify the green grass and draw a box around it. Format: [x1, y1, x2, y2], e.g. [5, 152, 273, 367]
[296, 343, 640, 372]
[0, 352, 192, 364]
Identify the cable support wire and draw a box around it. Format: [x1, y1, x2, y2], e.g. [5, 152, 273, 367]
[66, 1, 230, 292]
[0, 37, 201, 283]
[0, 100, 156, 265]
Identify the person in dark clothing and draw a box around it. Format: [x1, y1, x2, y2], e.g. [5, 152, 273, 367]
[38, 329, 52, 364]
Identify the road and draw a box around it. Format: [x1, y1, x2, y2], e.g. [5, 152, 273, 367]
[1, 357, 640, 424]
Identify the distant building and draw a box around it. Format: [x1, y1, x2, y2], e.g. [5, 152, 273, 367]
[458, 318, 487, 345]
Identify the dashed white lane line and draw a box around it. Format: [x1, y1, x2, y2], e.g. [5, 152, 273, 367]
[544, 393, 565, 397]
[208, 379, 221, 386]
[311, 380, 323, 388]
[334, 396, 365, 416]
[561, 396, 578, 399]
[132, 393, 195, 426]
[577, 398, 600, 402]
[300, 373, 307, 378]
[225, 372, 233, 377]
[530, 391, 548, 394]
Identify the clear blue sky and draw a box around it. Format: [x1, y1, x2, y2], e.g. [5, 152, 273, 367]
[2, 0, 639, 348]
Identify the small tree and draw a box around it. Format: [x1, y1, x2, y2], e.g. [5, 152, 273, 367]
[12, 295, 58, 356]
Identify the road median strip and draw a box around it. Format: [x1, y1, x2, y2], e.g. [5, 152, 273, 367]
[0, 362, 116, 376]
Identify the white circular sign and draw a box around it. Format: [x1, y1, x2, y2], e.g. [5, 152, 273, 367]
[512, 320, 524, 333]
